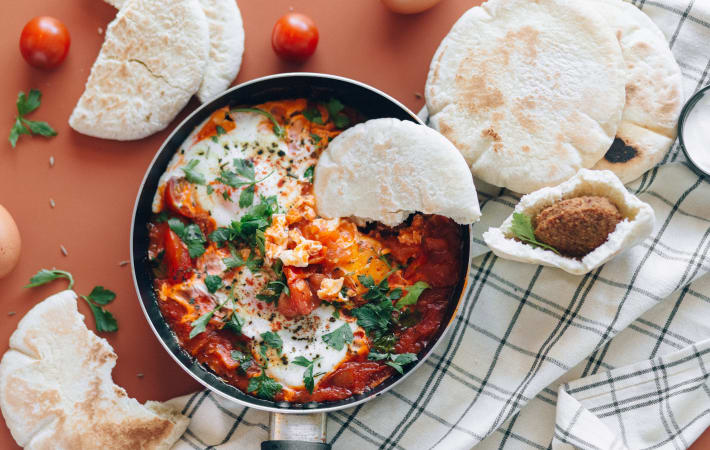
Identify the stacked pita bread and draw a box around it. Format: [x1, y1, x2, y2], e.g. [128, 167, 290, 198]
[425, 0, 683, 193]
[69, 0, 244, 141]
[0, 291, 189, 449]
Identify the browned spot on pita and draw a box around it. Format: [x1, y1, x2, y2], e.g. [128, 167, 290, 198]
[429, 44, 447, 87]
[513, 96, 537, 133]
[481, 127, 501, 142]
[455, 69, 504, 113]
[504, 26, 540, 61]
[522, 145, 531, 153]
[604, 137, 639, 163]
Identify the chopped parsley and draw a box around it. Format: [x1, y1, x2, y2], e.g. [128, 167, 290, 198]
[510, 212, 560, 254]
[260, 331, 283, 356]
[358, 273, 401, 303]
[256, 261, 289, 303]
[181, 159, 206, 185]
[352, 299, 395, 340]
[309, 133, 322, 144]
[204, 274, 222, 293]
[217, 159, 275, 208]
[223, 248, 263, 272]
[303, 107, 324, 124]
[224, 312, 244, 335]
[231, 350, 254, 374]
[368, 352, 418, 375]
[303, 165, 315, 183]
[209, 195, 278, 251]
[206, 185, 214, 195]
[293, 356, 325, 394]
[247, 370, 282, 400]
[168, 218, 207, 258]
[322, 323, 354, 351]
[395, 281, 429, 309]
[324, 98, 350, 129]
[9, 89, 57, 148]
[189, 297, 230, 338]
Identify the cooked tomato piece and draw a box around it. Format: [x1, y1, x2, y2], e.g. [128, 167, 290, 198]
[278, 267, 321, 318]
[164, 226, 192, 282]
[321, 362, 392, 394]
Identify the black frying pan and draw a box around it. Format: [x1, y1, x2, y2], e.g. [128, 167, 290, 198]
[130, 73, 472, 449]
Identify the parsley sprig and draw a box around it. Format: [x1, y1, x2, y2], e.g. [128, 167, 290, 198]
[231, 108, 284, 138]
[223, 247, 263, 272]
[322, 323, 354, 351]
[247, 369, 283, 399]
[209, 195, 278, 251]
[168, 218, 207, 258]
[293, 356, 325, 393]
[25, 269, 118, 332]
[395, 281, 429, 309]
[368, 352, 418, 374]
[358, 273, 402, 304]
[9, 89, 57, 148]
[352, 299, 395, 340]
[218, 159, 275, 208]
[510, 212, 560, 254]
[256, 260, 289, 304]
[181, 159, 206, 185]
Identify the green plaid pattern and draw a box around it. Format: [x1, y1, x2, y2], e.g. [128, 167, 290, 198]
[168, 1, 710, 448]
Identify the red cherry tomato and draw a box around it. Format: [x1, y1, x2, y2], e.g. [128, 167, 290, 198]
[271, 13, 319, 62]
[19, 16, 71, 70]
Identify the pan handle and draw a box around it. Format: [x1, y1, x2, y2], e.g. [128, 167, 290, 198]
[262, 412, 331, 450]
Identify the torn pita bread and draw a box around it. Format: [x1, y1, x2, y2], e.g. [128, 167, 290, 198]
[590, 0, 684, 183]
[425, 0, 626, 194]
[0, 290, 189, 449]
[103, 0, 245, 103]
[482, 169, 655, 275]
[313, 118, 481, 226]
[69, 0, 209, 140]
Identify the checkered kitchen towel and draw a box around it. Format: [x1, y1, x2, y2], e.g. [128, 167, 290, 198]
[167, 0, 710, 448]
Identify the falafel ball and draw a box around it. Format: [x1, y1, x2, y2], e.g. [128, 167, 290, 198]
[533, 196, 623, 257]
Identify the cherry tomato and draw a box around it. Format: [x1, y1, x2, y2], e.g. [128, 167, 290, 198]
[271, 13, 319, 62]
[19, 16, 71, 70]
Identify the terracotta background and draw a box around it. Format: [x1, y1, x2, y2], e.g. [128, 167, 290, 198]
[0, 0, 707, 448]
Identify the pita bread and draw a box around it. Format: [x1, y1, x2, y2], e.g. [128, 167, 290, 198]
[102, 0, 245, 104]
[0, 291, 189, 449]
[425, 0, 626, 194]
[69, 0, 209, 140]
[482, 169, 655, 275]
[313, 118, 481, 226]
[590, 0, 684, 183]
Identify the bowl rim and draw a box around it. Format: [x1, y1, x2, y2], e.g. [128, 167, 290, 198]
[678, 83, 710, 178]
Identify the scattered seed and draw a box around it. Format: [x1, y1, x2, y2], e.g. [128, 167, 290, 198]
[49, 198, 56, 208]
[7, 312, 16, 316]
[60, 245, 68, 256]
[414, 92, 423, 99]
[118, 260, 129, 267]
[136, 373, 144, 378]
[49, 156, 55, 167]
[98, 27, 103, 35]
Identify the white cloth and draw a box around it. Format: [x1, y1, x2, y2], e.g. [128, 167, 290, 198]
[168, 0, 710, 448]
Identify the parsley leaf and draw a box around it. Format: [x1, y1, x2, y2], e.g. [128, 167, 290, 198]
[510, 212, 560, 254]
[181, 159, 206, 185]
[395, 281, 429, 309]
[324, 98, 344, 117]
[218, 159, 274, 208]
[204, 274, 222, 293]
[352, 299, 395, 339]
[82, 299, 118, 332]
[25, 269, 74, 289]
[368, 352, 418, 375]
[303, 107, 324, 124]
[260, 331, 283, 355]
[224, 312, 243, 335]
[247, 370, 282, 400]
[358, 271, 399, 303]
[231, 108, 284, 138]
[209, 196, 278, 250]
[239, 184, 255, 208]
[231, 350, 254, 374]
[322, 323, 354, 351]
[189, 298, 229, 339]
[168, 218, 206, 258]
[333, 113, 350, 129]
[303, 165, 315, 183]
[223, 249, 263, 272]
[9, 89, 57, 148]
[234, 158, 255, 179]
[292, 356, 323, 393]
[86, 286, 116, 305]
[309, 133, 322, 144]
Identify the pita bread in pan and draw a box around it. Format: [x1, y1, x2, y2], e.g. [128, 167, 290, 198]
[425, 0, 626, 194]
[0, 291, 189, 449]
[69, 0, 209, 140]
[482, 169, 655, 275]
[590, 0, 684, 183]
[103, 0, 245, 103]
[313, 118, 481, 226]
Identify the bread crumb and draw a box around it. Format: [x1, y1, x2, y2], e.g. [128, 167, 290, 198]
[60, 245, 68, 256]
[118, 260, 129, 267]
[49, 198, 56, 208]
[98, 27, 103, 35]
[49, 156, 55, 167]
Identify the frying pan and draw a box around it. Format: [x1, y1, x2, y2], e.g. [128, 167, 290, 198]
[130, 73, 472, 449]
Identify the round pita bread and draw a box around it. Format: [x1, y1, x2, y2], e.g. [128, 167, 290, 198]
[69, 0, 209, 140]
[0, 291, 189, 449]
[482, 169, 655, 275]
[313, 118, 481, 226]
[590, 0, 684, 183]
[196, 0, 245, 102]
[425, 0, 626, 194]
[102, 0, 245, 104]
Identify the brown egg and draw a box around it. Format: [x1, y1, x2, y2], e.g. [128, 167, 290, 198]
[381, 0, 444, 14]
[0, 205, 21, 278]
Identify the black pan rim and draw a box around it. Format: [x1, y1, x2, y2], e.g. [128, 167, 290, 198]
[130, 72, 472, 413]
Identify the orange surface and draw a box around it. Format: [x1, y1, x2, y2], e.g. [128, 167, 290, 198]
[0, 0, 708, 448]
